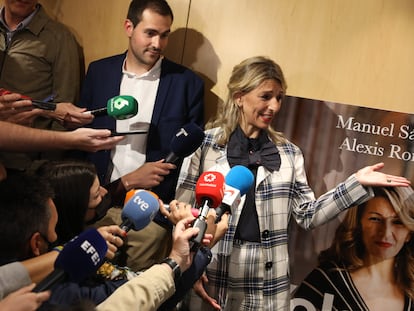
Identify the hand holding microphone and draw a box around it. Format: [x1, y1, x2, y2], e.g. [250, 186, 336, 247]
[159, 200, 200, 225]
[191, 171, 225, 249]
[119, 122, 204, 191]
[85, 95, 138, 120]
[164, 122, 205, 164]
[167, 216, 212, 275]
[97, 225, 127, 259]
[0, 88, 94, 128]
[121, 160, 176, 191]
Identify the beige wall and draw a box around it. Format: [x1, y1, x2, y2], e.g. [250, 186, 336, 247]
[3, 0, 414, 118]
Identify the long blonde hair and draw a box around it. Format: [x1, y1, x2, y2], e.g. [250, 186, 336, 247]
[207, 56, 288, 146]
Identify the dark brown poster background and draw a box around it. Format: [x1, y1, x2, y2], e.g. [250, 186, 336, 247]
[272, 96, 414, 287]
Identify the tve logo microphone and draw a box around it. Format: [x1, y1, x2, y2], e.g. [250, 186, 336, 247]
[132, 192, 154, 212]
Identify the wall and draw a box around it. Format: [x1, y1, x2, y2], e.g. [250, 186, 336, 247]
[2, 0, 413, 119]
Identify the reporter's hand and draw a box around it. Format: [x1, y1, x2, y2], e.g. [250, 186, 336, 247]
[355, 162, 411, 187]
[121, 160, 176, 190]
[45, 102, 93, 129]
[97, 225, 126, 259]
[206, 211, 229, 247]
[193, 274, 221, 310]
[0, 92, 41, 126]
[167, 216, 213, 273]
[160, 199, 195, 225]
[168, 216, 198, 273]
[0, 283, 50, 311]
[64, 128, 124, 152]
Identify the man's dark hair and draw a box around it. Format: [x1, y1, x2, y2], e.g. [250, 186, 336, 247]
[0, 173, 54, 264]
[127, 0, 174, 27]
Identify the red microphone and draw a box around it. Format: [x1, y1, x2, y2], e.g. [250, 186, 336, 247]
[191, 171, 225, 248]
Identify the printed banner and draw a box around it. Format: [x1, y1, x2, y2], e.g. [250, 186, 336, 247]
[272, 96, 414, 288]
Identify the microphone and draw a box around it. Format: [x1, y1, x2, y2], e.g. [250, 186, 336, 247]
[120, 190, 160, 232]
[164, 123, 205, 164]
[191, 171, 225, 248]
[215, 165, 254, 223]
[85, 95, 138, 120]
[33, 228, 108, 292]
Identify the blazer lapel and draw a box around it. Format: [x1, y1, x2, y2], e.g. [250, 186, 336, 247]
[151, 59, 171, 125]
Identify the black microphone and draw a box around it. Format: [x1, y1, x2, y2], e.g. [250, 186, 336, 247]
[164, 123, 205, 164]
[33, 228, 108, 292]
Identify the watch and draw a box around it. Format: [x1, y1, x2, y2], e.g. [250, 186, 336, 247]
[161, 257, 182, 281]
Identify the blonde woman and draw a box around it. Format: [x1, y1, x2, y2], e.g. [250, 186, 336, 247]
[175, 56, 411, 310]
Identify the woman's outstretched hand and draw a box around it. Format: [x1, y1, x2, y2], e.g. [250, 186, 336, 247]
[355, 162, 411, 187]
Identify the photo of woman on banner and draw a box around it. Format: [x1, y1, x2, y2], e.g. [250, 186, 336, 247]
[292, 186, 414, 311]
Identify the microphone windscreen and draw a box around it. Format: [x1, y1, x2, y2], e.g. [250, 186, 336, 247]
[107, 95, 138, 120]
[195, 171, 225, 209]
[226, 165, 255, 196]
[54, 228, 108, 283]
[121, 190, 160, 231]
[170, 123, 205, 158]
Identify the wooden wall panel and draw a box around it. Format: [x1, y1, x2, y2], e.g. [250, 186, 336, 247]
[36, 0, 190, 69]
[182, 0, 414, 115]
[1, 0, 412, 116]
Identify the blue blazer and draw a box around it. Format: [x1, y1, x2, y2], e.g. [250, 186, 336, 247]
[79, 53, 204, 202]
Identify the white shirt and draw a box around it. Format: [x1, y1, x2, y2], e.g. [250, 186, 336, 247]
[110, 56, 162, 181]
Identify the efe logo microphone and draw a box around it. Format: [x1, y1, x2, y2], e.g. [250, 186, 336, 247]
[80, 240, 102, 265]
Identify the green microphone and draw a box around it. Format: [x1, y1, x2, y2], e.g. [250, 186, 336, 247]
[87, 95, 138, 120]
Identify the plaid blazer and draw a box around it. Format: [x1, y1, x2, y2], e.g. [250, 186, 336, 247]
[176, 127, 373, 310]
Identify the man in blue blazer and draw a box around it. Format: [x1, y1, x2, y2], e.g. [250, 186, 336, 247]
[79, 54, 204, 201]
[78, 0, 204, 271]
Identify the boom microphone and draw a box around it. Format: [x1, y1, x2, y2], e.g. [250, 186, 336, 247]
[33, 228, 108, 292]
[164, 123, 205, 164]
[215, 165, 254, 223]
[191, 171, 225, 248]
[85, 95, 138, 120]
[120, 190, 160, 232]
